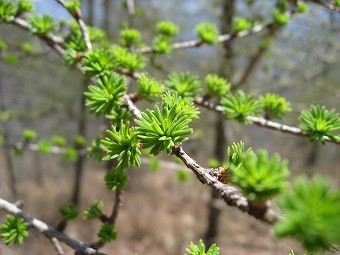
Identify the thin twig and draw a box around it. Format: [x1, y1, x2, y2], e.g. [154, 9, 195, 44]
[55, 0, 92, 51]
[90, 189, 123, 250]
[247, 116, 339, 144]
[193, 97, 340, 145]
[9, 17, 64, 44]
[49, 237, 65, 255]
[9, 17, 65, 56]
[0, 198, 106, 255]
[136, 23, 269, 54]
[109, 190, 123, 225]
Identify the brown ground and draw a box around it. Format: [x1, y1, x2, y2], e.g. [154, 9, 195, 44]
[1, 158, 303, 255]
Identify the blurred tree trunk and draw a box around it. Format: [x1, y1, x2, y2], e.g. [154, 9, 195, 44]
[71, 79, 87, 205]
[103, 0, 114, 39]
[304, 11, 335, 168]
[0, 56, 17, 198]
[126, 0, 136, 27]
[70, 0, 95, 205]
[204, 0, 234, 247]
[87, 0, 94, 25]
[34, 153, 44, 185]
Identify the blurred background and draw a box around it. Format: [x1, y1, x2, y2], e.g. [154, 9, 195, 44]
[0, 1, 339, 254]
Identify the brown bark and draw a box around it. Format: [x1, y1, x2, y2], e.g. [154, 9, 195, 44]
[0, 54, 17, 198]
[204, 0, 235, 247]
[71, 79, 87, 205]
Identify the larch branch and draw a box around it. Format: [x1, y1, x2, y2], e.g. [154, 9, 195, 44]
[136, 23, 269, 54]
[108, 189, 123, 226]
[9, 16, 65, 56]
[194, 97, 340, 145]
[171, 145, 281, 224]
[0, 198, 107, 255]
[55, 0, 92, 51]
[90, 189, 123, 250]
[3, 0, 337, 230]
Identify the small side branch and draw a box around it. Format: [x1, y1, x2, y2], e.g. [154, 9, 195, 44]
[247, 116, 339, 144]
[0, 198, 106, 255]
[50, 237, 65, 255]
[122, 95, 142, 119]
[90, 189, 123, 250]
[108, 189, 123, 226]
[194, 97, 340, 145]
[9, 17, 65, 56]
[136, 23, 269, 54]
[55, 0, 92, 51]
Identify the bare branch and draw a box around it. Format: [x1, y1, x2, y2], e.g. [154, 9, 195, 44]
[193, 97, 224, 112]
[0, 198, 106, 255]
